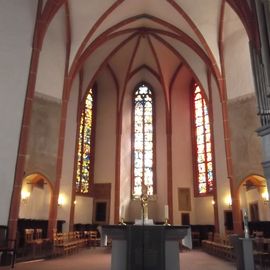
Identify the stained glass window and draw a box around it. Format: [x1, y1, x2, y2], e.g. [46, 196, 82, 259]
[76, 89, 95, 194]
[193, 85, 214, 195]
[132, 83, 155, 197]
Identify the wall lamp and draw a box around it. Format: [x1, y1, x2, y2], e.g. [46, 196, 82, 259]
[262, 190, 269, 204]
[21, 190, 30, 203]
[58, 194, 66, 207]
[225, 196, 232, 207]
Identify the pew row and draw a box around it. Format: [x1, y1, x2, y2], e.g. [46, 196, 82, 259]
[202, 235, 234, 261]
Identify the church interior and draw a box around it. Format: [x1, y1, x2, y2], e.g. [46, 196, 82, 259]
[0, 0, 270, 268]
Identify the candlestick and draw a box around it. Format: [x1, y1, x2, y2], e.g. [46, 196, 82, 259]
[119, 217, 126, 226]
[163, 218, 171, 226]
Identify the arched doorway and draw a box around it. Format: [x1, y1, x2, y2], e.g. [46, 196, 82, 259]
[19, 173, 53, 219]
[18, 173, 53, 250]
[236, 175, 270, 237]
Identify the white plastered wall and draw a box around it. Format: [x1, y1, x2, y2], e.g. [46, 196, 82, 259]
[108, 38, 136, 99]
[35, 6, 66, 99]
[153, 73, 168, 221]
[171, 66, 194, 225]
[193, 197, 214, 224]
[239, 185, 270, 222]
[150, 37, 180, 104]
[120, 74, 135, 221]
[19, 178, 51, 220]
[74, 196, 93, 224]
[162, 36, 209, 96]
[223, 3, 255, 100]
[94, 68, 117, 224]
[174, 0, 222, 70]
[81, 34, 130, 100]
[68, 0, 115, 66]
[0, 0, 37, 225]
[211, 76, 231, 235]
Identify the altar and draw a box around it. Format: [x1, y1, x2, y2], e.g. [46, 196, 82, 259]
[102, 225, 188, 270]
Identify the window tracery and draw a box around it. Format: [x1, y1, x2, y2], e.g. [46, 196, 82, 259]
[132, 83, 155, 197]
[192, 84, 214, 195]
[76, 89, 95, 194]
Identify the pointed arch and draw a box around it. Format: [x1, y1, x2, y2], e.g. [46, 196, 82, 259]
[131, 82, 156, 197]
[75, 87, 97, 195]
[191, 83, 215, 196]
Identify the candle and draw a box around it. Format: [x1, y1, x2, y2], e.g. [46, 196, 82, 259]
[121, 205, 125, 218]
[164, 205, 169, 220]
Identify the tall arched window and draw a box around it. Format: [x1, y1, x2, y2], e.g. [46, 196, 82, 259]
[192, 84, 214, 196]
[75, 88, 96, 194]
[132, 83, 155, 197]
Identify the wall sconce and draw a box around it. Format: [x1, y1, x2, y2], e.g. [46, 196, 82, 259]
[21, 190, 30, 203]
[58, 194, 65, 207]
[262, 190, 269, 204]
[225, 196, 232, 207]
[211, 199, 215, 205]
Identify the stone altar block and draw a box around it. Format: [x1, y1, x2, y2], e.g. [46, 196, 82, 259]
[102, 225, 188, 270]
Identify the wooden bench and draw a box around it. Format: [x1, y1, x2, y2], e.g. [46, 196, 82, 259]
[202, 234, 234, 261]
[53, 231, 87, 256]
[0, 226, 16, 268]
[84, 230, 100, 247]
[24, 228, 50, 257]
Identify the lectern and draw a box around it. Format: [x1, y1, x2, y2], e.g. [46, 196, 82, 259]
[102, 225, 188, 270]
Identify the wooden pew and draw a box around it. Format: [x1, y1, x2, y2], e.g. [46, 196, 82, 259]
[202, 233, 234, 261]
[0, 225, 16, 268]
[53, 231, 87, 256]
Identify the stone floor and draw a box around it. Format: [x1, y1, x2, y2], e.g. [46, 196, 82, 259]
[0, 248, 237, 270]
[180, 250, 236, 270]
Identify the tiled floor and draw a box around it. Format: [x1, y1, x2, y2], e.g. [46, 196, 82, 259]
[1, 248, 236, 270]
